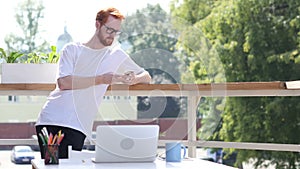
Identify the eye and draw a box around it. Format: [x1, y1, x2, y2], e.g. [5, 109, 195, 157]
[107, 28, 115, 34]
[103, 24, 122, 35]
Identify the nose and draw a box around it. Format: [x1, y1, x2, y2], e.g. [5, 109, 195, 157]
[108, 34, 116, 39]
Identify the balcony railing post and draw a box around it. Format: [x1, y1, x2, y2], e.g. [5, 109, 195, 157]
[187, 94, 201, 158]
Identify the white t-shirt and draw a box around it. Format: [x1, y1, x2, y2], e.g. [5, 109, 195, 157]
[35, 42, 145, 136]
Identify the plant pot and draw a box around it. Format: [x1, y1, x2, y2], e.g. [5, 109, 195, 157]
[1, 63, 58, 84]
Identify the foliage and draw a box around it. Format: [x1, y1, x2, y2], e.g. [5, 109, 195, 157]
[121, 4, 185, 118]
[121, 4, 181, 82]
[171, 0, 300, 168]
[0, 48, 24, 63]
[1, 0, 59, 64]
[25, 46, 59, 63]
[4, 0, 48, 54]
[170, 0, 227, 146]
[0, 46, 59, 63]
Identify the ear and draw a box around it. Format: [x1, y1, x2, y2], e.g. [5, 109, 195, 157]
[95, 20, 101, 29]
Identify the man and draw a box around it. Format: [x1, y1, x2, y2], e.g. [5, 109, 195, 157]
[35, 7, 151, 158]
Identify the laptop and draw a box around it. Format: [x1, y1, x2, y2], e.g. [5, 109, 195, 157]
[92, 125, 160, 163]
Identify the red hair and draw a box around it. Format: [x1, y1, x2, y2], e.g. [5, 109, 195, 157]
[96, 7, 125, 24]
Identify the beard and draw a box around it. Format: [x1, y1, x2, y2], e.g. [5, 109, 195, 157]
[98, 32, 114, 46]
[104, 38, 113, 46]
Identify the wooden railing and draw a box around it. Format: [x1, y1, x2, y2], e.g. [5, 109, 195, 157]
[0, 82, 300, 157]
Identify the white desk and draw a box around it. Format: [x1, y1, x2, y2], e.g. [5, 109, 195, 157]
[31, 158, 238, 169]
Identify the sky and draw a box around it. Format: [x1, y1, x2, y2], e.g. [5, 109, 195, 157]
[0, 0, 170, 49]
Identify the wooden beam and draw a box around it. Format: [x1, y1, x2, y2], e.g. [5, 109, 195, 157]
[0, 81, 287, 91]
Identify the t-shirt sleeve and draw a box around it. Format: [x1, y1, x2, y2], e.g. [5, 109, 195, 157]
[56, 44, 76, 79]
[114, 49, 145, 75]
[120, 56, 145, 74]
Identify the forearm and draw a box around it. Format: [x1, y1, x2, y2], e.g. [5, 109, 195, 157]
[57, 75, 102, 90]
[57, 71, 151, 90]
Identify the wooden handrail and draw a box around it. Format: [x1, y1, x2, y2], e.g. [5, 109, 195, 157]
[0, 81, 296, 97]
[0, 81, 287, 91]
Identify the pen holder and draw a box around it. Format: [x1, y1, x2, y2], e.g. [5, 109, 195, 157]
[44, 144, 59, 165]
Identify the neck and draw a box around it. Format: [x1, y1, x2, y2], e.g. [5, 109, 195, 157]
[84, 35, 105, 50]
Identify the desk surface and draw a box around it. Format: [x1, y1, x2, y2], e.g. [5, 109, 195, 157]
[31, 158, 237, 169]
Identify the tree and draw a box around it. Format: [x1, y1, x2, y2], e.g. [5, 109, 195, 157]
[121, 4, 181, 82]
[170, 0, 227, 148]
[4, 0, 48, 57]
[121, 4, 186, 118]
[171, 0, 300, 168]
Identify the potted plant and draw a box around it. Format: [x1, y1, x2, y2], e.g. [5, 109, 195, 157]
[0, 46, 59, 84]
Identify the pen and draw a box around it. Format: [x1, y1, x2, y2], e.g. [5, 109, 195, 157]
[39, 129, 64, 145]
[48, 133, 53, 145]
[38, 133, 47, 145]
[41, 128, 48, 143]
[42, 127, 49, 138]
[57, 133, 64, 145]
[52, 134, 57, 145]
[58, 130, 62, 138]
